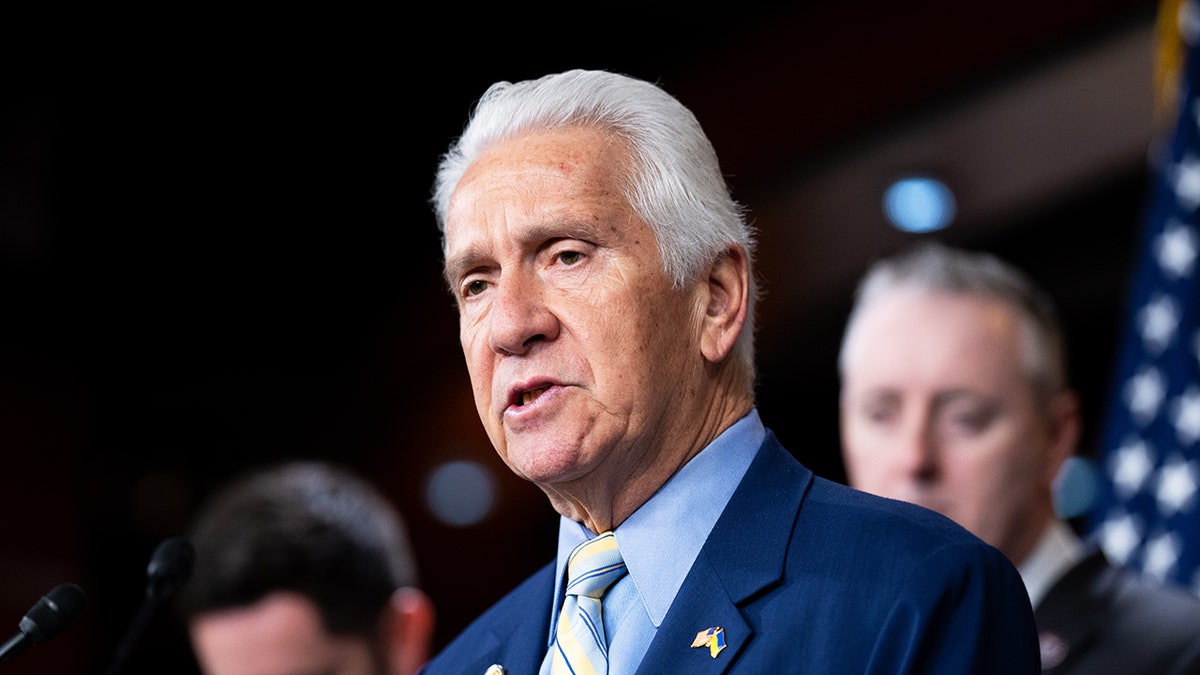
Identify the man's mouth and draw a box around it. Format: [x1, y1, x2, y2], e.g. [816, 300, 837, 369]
[519, 386, 550, 406]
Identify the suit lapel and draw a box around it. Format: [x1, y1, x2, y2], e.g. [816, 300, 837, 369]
[1034, 548, 1111, 673]
[636, 556, 752, 674]
[635, 432, 813, 674]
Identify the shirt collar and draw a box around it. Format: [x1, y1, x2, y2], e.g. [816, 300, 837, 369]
[1018, 518, 1085, 608]
[549, 408, 764, 627]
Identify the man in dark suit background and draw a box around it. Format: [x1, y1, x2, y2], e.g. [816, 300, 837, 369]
[422, 68, 1039, 674]
[838, 241, 1200, 673]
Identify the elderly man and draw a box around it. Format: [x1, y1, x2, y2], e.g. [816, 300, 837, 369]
[422, 69, 1039, 674]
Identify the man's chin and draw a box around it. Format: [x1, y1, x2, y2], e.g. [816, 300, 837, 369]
[504, 443, 592, 487]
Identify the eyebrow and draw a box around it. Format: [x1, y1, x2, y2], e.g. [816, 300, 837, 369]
[443, 244, 489, 289]
[931, 389, 990, 407]
[443, 219, 602, 287]
[857, 388, 988, 410]
[860, 389, 901, 406]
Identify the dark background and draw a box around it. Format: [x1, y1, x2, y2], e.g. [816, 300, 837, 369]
[1, 1, 1162, 672]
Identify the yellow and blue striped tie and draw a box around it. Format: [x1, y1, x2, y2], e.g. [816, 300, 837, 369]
[550, 531, 627, 675]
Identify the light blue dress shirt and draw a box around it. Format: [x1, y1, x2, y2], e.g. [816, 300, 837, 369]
[538, 408, 764, 674]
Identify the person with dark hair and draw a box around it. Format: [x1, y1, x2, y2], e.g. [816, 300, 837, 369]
[177, 460, 434, 675]
[420, 68, 1039, 674]
[838, 241, 1200, 673]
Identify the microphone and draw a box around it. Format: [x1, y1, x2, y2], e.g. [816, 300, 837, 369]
[104, 537, 195, 675]
[0, 582, 87, 665]
[145, 536, 195, 602]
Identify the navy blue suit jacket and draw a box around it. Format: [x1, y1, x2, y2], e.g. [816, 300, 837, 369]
[423, 431, 1040, 674]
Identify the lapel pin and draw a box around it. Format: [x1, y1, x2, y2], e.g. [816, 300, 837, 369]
[484, 665, 506, 675]
[691, 626, 727, 658]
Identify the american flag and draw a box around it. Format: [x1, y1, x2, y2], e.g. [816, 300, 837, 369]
[1088, 0, 1200, 593]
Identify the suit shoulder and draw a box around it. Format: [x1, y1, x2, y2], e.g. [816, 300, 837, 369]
[755, 432, 1004, 568]
[1039, 552, 1200, 672]
[423, 561, 555, 673]
[798, 475, 1023, 590]
[804, 473, 989, 547]
[1101, 561, 1200, 629]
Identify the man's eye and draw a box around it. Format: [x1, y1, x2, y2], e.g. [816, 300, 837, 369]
[465, 279, 489, 296]
[944, 406, 996, 434]
[951, 412, 991, 433]
[865, 406, 896, 425]
[558, 250, 583, 265]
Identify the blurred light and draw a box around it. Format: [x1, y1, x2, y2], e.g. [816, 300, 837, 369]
[424, 460, 497, 527]
[882, 176, 956, 233]
[1053, 456, 1099, 519]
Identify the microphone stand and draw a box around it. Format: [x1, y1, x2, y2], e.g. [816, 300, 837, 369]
[103, 537, 194, 675]
[103, 595, 166, 675]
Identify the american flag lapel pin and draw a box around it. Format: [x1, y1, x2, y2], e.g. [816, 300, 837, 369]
[690, 626, 727, 658]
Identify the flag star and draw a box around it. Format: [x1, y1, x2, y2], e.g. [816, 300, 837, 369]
[1155, 453, 1199, 516]
[1173, 386, 1200, 446]
[1125, 366, 1167, 425]
[1173, 154, 1200, 212]
[1155, 219, 1199, 279]
[1184, 2, 1200, 50]
[1142, 531, 1183, 582]
[1098, 510, 1143, 564]
[1110, 437, 1156, 498]
[1138, 295, 1180, 354]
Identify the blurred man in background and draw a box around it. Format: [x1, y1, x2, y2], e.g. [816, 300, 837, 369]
[176, 460, 434, 675]
[838, 241, 1200, 673]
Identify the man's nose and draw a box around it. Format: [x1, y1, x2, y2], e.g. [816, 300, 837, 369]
[487, 273, 559, 356]
[897, 420, 940, 482]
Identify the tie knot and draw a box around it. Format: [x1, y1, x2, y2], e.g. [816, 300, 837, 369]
[565, 531, 627, 599]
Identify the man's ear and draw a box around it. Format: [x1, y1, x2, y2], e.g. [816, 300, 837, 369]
[1046, 389, 1082, 483]
[382, 587, 436, 675]
[699, 244, 750, 364]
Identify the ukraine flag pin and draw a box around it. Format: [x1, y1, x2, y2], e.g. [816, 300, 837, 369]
[690, 626, 727, 658]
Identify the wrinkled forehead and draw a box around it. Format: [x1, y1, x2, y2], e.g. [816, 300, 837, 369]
[451, 124, 629, 196]
[443, 127, 636, 258]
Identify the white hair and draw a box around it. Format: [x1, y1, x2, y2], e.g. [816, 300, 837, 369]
[431, 69, 759, 385]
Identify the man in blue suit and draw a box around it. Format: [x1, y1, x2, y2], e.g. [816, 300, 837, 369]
[423, 69, 1040, 674]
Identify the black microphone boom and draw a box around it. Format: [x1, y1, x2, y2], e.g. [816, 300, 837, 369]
[104, 536, 195, 675]
[145, 536, 195, 602]
[0, 582, 87, 665]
